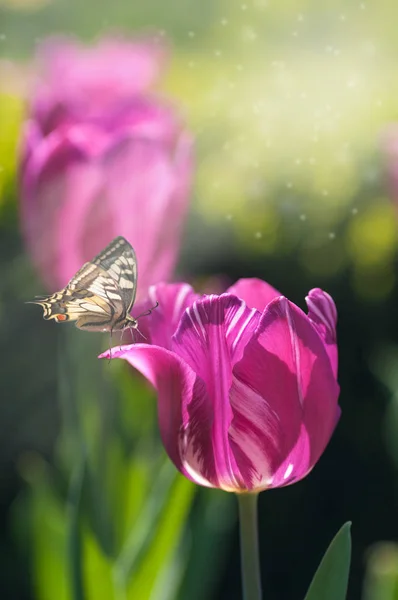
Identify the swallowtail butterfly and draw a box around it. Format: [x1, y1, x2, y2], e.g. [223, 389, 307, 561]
[28, 236, 157, 332]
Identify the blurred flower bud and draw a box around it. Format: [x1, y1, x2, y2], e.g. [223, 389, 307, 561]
[20, 35, 193, 299]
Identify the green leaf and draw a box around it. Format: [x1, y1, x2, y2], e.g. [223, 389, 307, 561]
[17, 455, 117, 600]
[304, 522, 352, 600]
[113, 462, 196, 600]
[67, 454, 87, 600]
[177, 490, 236, 600]
[82, 527, 114, 600]
[18, 457, 71, 600]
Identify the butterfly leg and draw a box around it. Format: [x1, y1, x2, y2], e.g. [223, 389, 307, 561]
[135, 326, 147, 341]
[120, 325, 128, 352]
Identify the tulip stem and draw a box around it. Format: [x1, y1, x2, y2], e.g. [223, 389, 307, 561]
[237, 492, 262, 600]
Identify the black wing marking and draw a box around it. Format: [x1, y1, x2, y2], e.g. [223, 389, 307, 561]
[92, 237, 137, 312]
[65, 263, 125, 309]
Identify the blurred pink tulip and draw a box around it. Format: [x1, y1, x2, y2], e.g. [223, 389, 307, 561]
[20, 35, 193, 298]
[102, 279, 340, 493]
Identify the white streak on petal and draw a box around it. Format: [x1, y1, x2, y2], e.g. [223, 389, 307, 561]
[307, 298, 331, 330]
[231, 308, 257, 353]
[229, 378, 275, 488]
[283, 463, 294, 480]
[192, 302, 206, 339]
[226, 302, 246, 337]
[306, 290, 337, 340]
[173, 284, 193, 322]
[182, 460, 213, 488]
[186, 306, 201, 337]
[180, 430, 213, 488]
[284, 299, 304, 407]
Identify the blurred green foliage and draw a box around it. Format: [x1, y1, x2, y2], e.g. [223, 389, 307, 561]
[363, 543, 398, 600]
[2, 1, 398, 600]
[13, 332, 198, 600]
[0, 93, 23, 209]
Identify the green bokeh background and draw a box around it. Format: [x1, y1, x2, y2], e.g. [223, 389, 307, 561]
[1, 0, 398, 599]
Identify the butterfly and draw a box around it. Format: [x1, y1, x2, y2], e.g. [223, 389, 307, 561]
[28, 236, 157, 333]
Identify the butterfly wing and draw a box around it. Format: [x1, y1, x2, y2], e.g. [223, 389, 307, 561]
[28, 236, 138, 332]
[92, 236, 137, 313]
[31, 263, 127, 331]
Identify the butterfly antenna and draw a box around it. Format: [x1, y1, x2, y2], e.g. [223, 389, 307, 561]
[129, 301, 158, 343]
[135, 301, 159, 320]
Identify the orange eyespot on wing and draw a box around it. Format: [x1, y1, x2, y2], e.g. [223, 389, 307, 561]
[55, 314, 68, 322]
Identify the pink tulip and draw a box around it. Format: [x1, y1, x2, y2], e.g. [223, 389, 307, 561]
[31, 36, 168, 132]
[101, 279, 340, 493]
[20, 36, 193, 298]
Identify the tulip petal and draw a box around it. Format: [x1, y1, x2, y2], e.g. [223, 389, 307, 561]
[36, 36, 167, 123]
[306, 288, 338, 378]
[21, 35, 193, 295]
[52, 137, 181, 299]
[133, 282, 199, 349]
[108, 98, 181, 149]
[100, 344, 197, 477]
[101, 138, 186, 297]
[172, 132, 194, 214]
[227, 278, 281, 312]
[100, 289, 340, 494]
[231, 296, 340, 490]
[99, 344, 216, 488]
[19, 120, 43, 184]
[172, 294, 261, 490]
[173, 294, 261, 375]
[21, 126, 100, 289]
